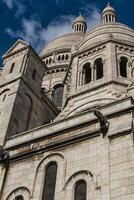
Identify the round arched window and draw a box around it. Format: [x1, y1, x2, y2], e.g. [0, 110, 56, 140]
[15, 195, 24, 200]
[52, 84, 63, 108]
[74, 180, 87, 200]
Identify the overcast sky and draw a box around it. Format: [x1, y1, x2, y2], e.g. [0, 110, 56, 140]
[0, 0, 133, 64]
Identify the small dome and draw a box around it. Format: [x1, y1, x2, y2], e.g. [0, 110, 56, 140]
[102, 3, 115, 14]
[74, 15, 86, 24]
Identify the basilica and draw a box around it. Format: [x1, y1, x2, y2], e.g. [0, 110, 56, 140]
[0, 3, 134, 200]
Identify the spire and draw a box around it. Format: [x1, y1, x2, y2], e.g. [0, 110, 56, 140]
[102, 3, 116, 24]
[72, 14, 87, 34]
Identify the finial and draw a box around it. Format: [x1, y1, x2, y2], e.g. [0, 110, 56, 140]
[79, 11, 83, 17]
[107, 2, 110, 6]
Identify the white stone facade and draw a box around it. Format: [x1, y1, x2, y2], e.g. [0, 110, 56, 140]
[0, 3, 134, 200]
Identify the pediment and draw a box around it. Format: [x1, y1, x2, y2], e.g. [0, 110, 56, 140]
[3, 39, 29, 57]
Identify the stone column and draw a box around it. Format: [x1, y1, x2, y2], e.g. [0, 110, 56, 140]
[82, 69, 85, 85]
[0, 147, 9, 199]
[117, 59, 120, 77]
[102, 59, 106, 78]
[127, 62, 132, 80]
[0, 164, 6, 199]
[106, 43, 117, 80]
[80, 70, 83, 86]
[94, 64, 97, 81]
[91, 64, 94, 81]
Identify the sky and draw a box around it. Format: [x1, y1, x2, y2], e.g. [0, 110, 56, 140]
[0, 0, 133, 65]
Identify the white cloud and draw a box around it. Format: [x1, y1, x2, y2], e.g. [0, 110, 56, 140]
[55, 0, 64, 6]
[2, 0, 14, 9]
[2, 0, 26, 16]
[5, 4, 101, 52]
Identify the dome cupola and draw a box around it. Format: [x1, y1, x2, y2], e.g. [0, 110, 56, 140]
[72, 14, 87, 34]
[102, 2, 116, 24]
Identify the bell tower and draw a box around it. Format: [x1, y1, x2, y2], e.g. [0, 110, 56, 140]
[0, 39, 58, 146]
[72, 14, 87, 34]
[102, 2, 116, 23]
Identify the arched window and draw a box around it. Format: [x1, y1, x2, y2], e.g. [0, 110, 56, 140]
[62, 55, 65, 60]
[15, 195, 24, 200]
[83, 63, 91, 84]
[42, 162, 57, 200]
[46, 59, 48, 65]
[95, 58, 103, 80]
[24, 94, 33, 130]
[49, 58, 52, 64]
[119, 57, 128, 78]
[65, 54, 69, 60]
[9, 63, 15, 73]
[74, 180, 86, 200]
[32, 69, 37, 80]
[52, 84, 63, 108]
[0, 89, 10, 103]
[58, 55, 61, 61]
[2, 94, 6, 102]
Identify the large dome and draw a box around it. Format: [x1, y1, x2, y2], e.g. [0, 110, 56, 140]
[40, 32, 84, 57]
[78, 23, 134, 51]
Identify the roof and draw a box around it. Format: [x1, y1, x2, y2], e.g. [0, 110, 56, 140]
[78, 23, 134, 51]
[73, 15, 86, 24]
[102, 3, 115, 13]
[40, 32, 84, 57]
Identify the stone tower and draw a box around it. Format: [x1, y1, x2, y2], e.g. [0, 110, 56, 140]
[0, 39, 58, 145]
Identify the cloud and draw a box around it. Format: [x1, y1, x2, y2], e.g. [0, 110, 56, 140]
[2, 0, 26, 16]
[2, 0, 14, 9]
[55, 0, 64, 6]
[5, 4, 101, 53]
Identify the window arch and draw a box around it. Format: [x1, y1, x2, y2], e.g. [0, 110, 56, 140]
[15, 195, 24, 200]
[95, 58, 103, 80]
[32, 69, 37, 80]
[42, 162, 57, 200]
[9, 63, 15, 74]
[74, 180, 87, 200]
[119, 57, 128, 78]
[52, 84, 63, 108]
[83, 63, 91, 84]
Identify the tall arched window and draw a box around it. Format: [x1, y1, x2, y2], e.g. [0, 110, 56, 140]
[42, 162, 57, 200]
[52, 84, 63, 108]
[0, 89, 10, 103]
[83, 63, 91, 84]
[95, 58, 103, 80]
[65, 54, 69, 60]
[62, 55, 65, 60]
[24, 94, 33, 130]
[15, 195, 24, 200]
[58, 55, 61, 61]
[9, 63, 15, 74]
[74, 180, 87, 200]
[32, 69, 37, 80]
[119, 57, 128, 78]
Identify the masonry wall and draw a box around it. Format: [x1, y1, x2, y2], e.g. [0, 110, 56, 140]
[2, 130, 134, 200]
